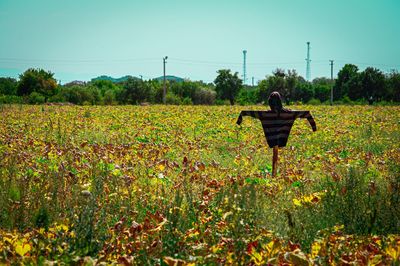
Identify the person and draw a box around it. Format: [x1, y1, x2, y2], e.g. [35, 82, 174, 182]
[236, 91, 317, 148]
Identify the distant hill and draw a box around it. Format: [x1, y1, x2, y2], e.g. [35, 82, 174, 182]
[64, 80, 87, 87]
[91, 75, 139, 83]
[154, 75, 184, 82]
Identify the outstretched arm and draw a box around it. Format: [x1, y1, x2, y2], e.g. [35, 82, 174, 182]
[236, 111, 262, 125]
[294, 111, 317, 131]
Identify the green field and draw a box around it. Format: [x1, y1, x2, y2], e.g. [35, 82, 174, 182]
[0, 104, 399, 264]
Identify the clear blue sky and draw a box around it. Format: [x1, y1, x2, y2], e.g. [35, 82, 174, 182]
[1, 0, 399, 84]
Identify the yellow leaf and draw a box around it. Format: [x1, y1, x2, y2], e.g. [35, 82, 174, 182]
[56, 224, 68, 232]
[250, 251, 263, 264]
[293, 198, 302, 207]
[264, 239, 281, 257]
[369, 255, 383, 266]
[158, 164, 165, 171]
[311, 241, 322, 258]
[14, 241, 31, 257]
[211, 245, 221, 254]
[386, 245, 400, 260]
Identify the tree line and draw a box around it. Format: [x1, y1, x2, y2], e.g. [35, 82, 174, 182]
[0, 65, 399, 105]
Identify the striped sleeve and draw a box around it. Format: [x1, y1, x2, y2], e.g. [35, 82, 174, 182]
[236, 111, 262, 125]
[294, 111, 317, 131]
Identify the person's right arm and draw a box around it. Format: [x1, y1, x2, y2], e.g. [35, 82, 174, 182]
[236, 111, 262, 125]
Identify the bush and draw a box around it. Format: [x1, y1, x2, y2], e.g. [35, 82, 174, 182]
[48, 93, 67, 103]
[343, 95, 353, 104]
[307, 98, 321, 105]
[290, 165, 400, 247]
[103, 90, 116, 105]
[236, 89, 258, 105]
[0, 95, 23, 104]
[27, 92, 45, 104]
[192, 88, 216, 105]
[165, 92, 182, 105]
[182, 97, 193, 105]
[215, 99, 231, 105]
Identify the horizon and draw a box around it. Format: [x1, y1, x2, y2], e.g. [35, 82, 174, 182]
[1, 0, 399, 84]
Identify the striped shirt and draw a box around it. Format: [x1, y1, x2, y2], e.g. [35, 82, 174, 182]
[236, 110, 317, 148]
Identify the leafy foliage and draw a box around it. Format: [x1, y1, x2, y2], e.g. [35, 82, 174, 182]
[0, 104, 399, 264]
[17, 68, 58, 100]
[214, 69, 242, 105]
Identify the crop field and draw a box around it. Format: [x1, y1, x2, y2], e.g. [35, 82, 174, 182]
[0, 104, 399, 265]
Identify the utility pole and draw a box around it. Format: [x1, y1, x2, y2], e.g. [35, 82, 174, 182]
[163, 56, 168, 104]
[252, 77, 255, 87]
[330, 60, 334, 105]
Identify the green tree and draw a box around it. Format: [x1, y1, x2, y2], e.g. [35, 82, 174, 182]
[122, 77, 152, 104]
[286, 69, 299, 102]
[269, 69, 287, 98]
[91, 80, 113, 91]
[0, 77, 17, 95]
[386, 71, 400, 102]
[296, 82, 314, 103]
[171, 81, 199, 100]
[17, 68, 58, 101]
[314, 84, 331, 102]
[359, 67, 385, 100]
[214, 69, 242, 105]
[334, 64, 359, 100]
[258, 69, 303, 103]
[257, 79, 270, 103]
[257, 70, 286, 103]
[312, 77, 333, 102]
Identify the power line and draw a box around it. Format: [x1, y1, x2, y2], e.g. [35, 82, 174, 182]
[0, 57, 398, 69]
[0, 57, 160, 63]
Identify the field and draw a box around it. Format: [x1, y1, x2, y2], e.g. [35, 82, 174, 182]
[0, 104, 399, 265]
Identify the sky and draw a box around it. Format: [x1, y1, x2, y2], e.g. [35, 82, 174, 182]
[0, 0, 399, 84]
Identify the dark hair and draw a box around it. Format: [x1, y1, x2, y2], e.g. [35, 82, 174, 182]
[268, 91, 283, 112]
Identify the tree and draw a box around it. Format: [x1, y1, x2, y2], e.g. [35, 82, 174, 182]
[170, 81, 197, 99]
[17, 68, 58, 101]
[214, 69, 242, 105]
[334, 64, 359, 100]
[257, 79, 270, 103]
[387, 71, 400, 102]
[122, 77, 152, 104]
[312, 77, 334, 102]
[314, 84, 331, 102]
[258, 69, 306, 103]
[295, 82, 314, 103]
[286, 70, 299, 102]
[257, 69, 286, 103]
[0, 77, 17, 95]
[359, 67, 385, 100]
[269, 69, 287, 98]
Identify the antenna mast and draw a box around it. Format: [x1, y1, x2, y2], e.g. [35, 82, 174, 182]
[243, 50, 247, 85]
[306, 42, 311, 81]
